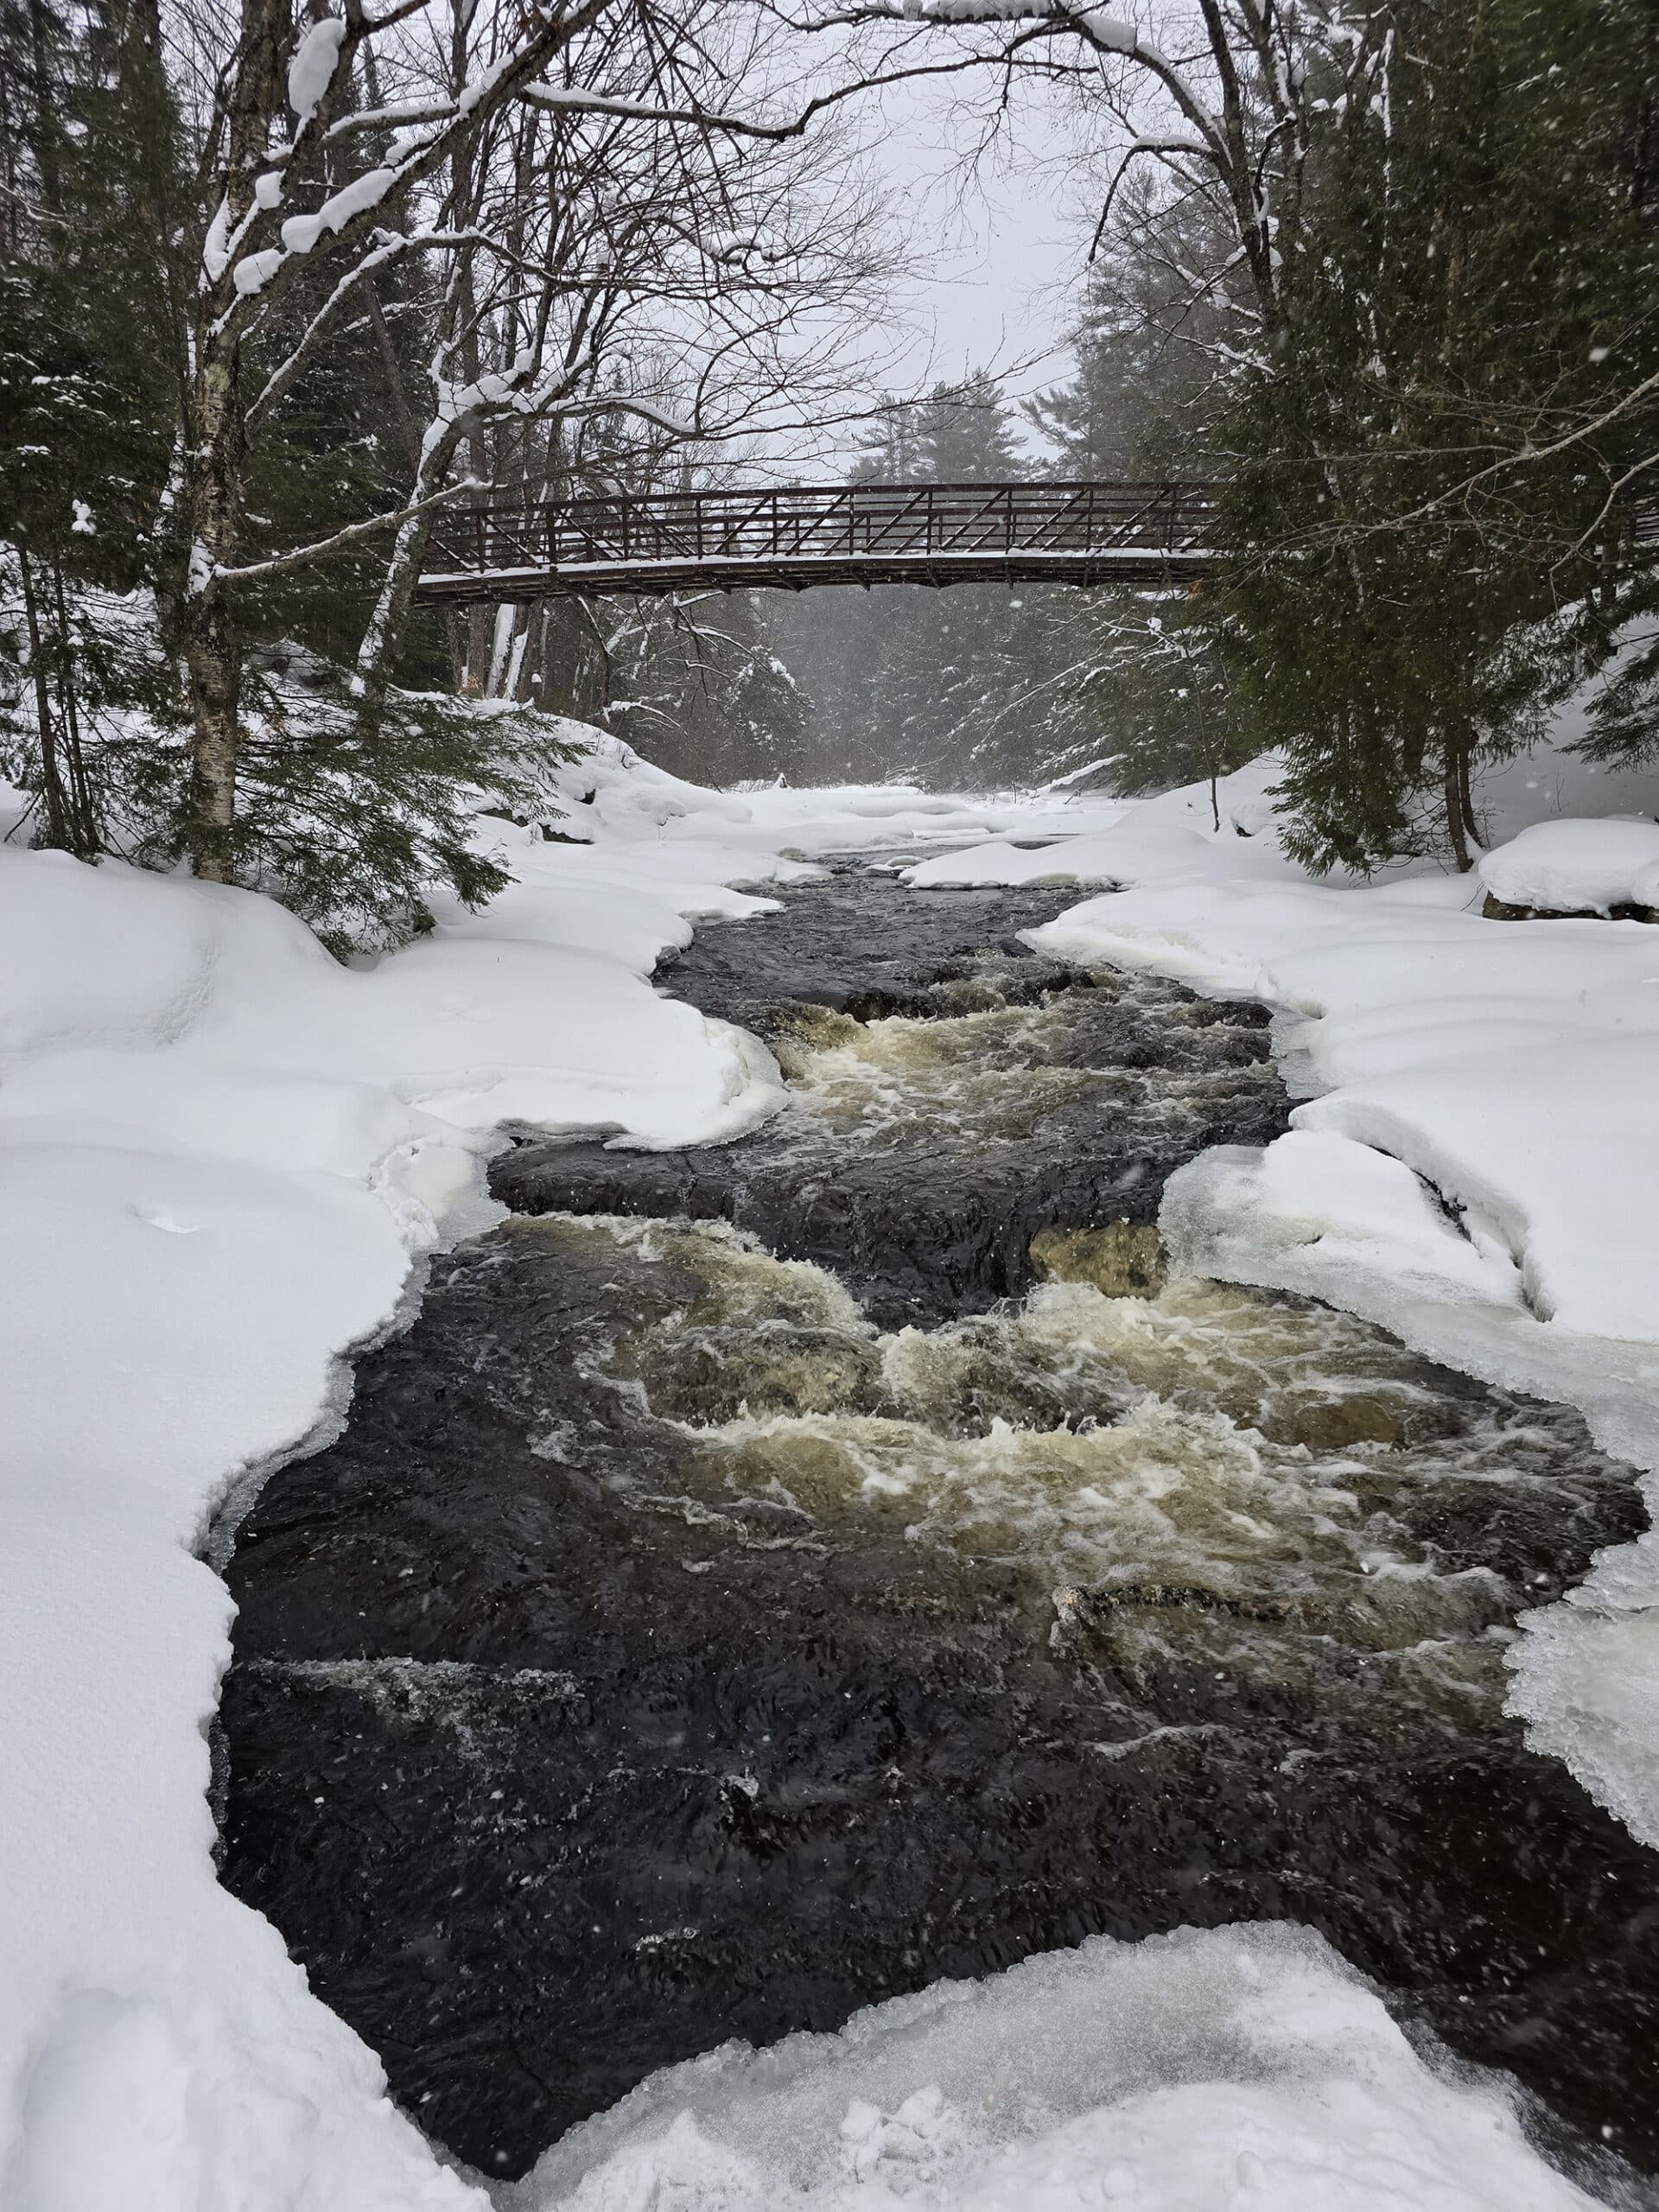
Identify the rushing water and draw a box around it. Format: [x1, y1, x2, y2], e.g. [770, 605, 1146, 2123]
[216, 867, 1659, 2190]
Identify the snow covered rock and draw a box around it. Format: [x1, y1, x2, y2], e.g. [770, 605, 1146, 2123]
[1478, 816, 1659, 917]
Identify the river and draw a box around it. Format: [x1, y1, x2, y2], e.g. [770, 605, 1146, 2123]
[214, 862, 1659, 2193]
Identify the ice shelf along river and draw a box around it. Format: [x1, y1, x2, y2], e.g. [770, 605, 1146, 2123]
[213, 862, 1659, 2193]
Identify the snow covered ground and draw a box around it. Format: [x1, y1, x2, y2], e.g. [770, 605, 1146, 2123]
[1, 728, 1652, 2210]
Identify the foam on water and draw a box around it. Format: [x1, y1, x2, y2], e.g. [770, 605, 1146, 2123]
[555, 1213, 1611, 1681]
[771, 989, 1280, 1154]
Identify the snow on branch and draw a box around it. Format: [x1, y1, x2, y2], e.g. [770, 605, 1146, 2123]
[287, 16, 347, 125]
[830, 1, 1228, 154]
[558, 392, 698, 438]
[205, 3, 612, 332]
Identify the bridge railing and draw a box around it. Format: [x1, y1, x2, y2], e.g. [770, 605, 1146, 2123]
[422, 480, 1215, 588]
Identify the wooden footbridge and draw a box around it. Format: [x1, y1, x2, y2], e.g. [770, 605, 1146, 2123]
[414, 481, 1214, 603]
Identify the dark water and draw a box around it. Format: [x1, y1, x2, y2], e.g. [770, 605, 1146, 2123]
[217, 867, 1659, 2191]
[494, 876, 1287, 1326]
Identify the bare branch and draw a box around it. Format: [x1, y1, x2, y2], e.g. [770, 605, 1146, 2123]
[211, 480, 481, 585]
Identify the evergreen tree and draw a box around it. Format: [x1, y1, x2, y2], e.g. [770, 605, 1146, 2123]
[847, 395, 924, 485]
[606, 590, 810, 786]
[1217, 0, 1659, 871]
[776, 370, 1054, 783]
[0, 0, 187, 852]
[912, 370, 1026, 483]
[1014, 211, 1250, 800]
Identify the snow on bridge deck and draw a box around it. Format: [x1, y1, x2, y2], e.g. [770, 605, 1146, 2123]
[414, 480, 1215, 602]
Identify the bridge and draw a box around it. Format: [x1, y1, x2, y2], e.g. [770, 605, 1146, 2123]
[414, 480, 1215, 603]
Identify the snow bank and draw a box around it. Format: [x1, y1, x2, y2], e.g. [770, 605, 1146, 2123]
[510, 1923, 1603, 2212]
[1478, 816, 1659, 914]
[902, 756, 1291, 891]
[1046, 880, 1659, 1345]
[539, 728, 1124, 863]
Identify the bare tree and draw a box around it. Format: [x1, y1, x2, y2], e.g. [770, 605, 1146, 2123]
[177, 0, 619, 877]
[170, 0, 938, 872]
[334, 1, 905, 709]
[777, 2, 1370, 345]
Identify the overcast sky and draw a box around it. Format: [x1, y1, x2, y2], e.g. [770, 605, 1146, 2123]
[796, 66, 1093, 471]
[880, 113, 1079, 410]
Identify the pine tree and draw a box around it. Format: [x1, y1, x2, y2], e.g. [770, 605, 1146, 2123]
[1013, 207, 1250, 801]
[0, 0, 188, 853]
[912, 371, 1025, 483]
[776, 370, 1053, 783]
[1217, 0, 1659, 872]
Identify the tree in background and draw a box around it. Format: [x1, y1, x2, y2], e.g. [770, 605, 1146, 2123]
[606, 589, 809, 785]
[0, 0, 188, 853]
[773, 247, 1249, 797]
[775, 372, 1066, 783]
[1216, 0, 1659, 871]
[0, 0, 902, 942]
[1013, 178, 1250, 798]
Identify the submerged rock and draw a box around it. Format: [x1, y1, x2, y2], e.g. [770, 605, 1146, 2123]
[1029, 1221, 1167, 1298]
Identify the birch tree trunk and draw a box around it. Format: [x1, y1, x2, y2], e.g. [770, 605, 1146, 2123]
[181, 0, 285, 879]
[182, 346, 248, 878]
[173, 0, 607, 871]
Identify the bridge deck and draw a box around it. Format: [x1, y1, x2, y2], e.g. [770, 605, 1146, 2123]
[415, 481, 1214, 603]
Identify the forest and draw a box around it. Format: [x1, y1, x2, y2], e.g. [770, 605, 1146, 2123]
[3, 0, 1658, 940]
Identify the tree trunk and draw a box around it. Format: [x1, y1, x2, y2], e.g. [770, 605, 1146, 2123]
[16, 544, 71, 849]
[1443, 741, 1473, 873]
[1457, 741, 1480, 846]
[25, 0, 60, 209]
[50, 552, 97, 850]
[515, 607, 543, 703]
[352, 413, 469, 702]
[366, 282, 423, 474]
[183, 339, 245, 880]
[181, 0, 286, 880]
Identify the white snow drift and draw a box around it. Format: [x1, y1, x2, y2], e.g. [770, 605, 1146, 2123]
[1477, 814, 1659, 914]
